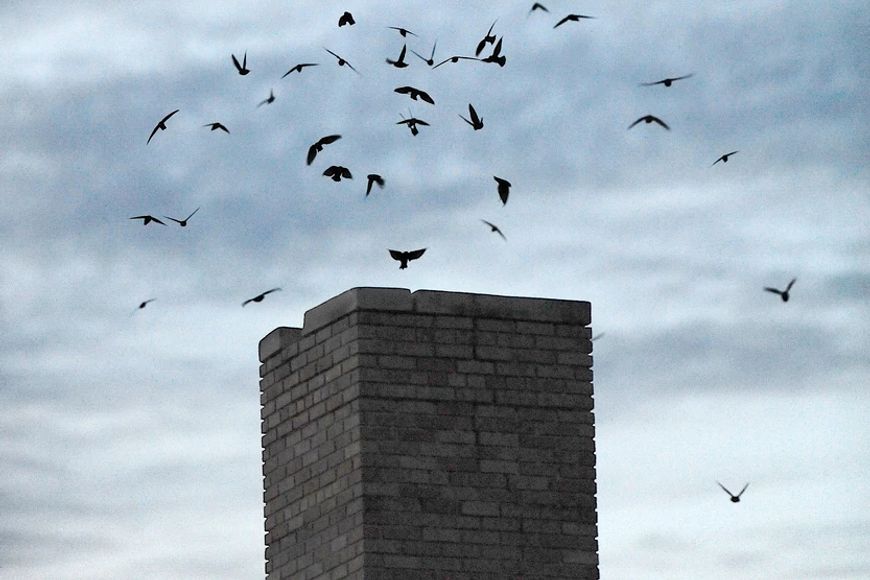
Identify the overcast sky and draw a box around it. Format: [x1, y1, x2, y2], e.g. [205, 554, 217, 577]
[1, 1, 868, 578]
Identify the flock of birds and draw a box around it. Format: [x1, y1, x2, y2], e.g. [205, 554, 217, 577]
[127, 5, 809, 504]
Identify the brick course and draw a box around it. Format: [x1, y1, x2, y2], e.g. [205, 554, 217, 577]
[259, 288, 597, 579]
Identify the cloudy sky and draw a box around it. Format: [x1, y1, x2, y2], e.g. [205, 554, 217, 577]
[1, 1, 868, 578]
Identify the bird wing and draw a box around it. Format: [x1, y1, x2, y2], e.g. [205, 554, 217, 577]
[785, 278, 796, 291]
[406, 248, 426, 261]
[345, 61, 360, 74]
[628, 117, 644, 129]
[151, 217, 167, 225]
[366, 177, 374, 196]
[146, 124, 160, 144]
[554, 15, 571, 28]
[163, 216, 183, 224]
[398, 45, 407, 60]
[130, 215, 148, 221]
[340, 167, 353, 179]
[241, 298, 254, 307]
[491, 38, 503, 57]
[217, 123, 229, 133]
[737, 483, 749, 497]
[458, 114, 473, 127]
[419, 90, 434, 105]
[651, 116, 670, 130]
[161, 109, 180, 124]
[185, 207, 200, 221]
[388, 249, 404, 261]
[231, 54, 242, 70]
[324, 48, 340, 60]
[432, 57, 454, 68]
[764, 287, 782, 294]
[475, 37, 488, 56]
[319, 134, 342, 146]
[640, 80, 666, 86]
[530, 3, 549, 13]
[716, 481, 734, 496]
[415, 119, 430, 126]
[307, 145, 318, 165]
[726, 150, 739, 157]
[323, 166, 337, 176]
[469, 104, 480, 124]
[394, 86, 412, 95]
[410, 49, 428, 62]
[672, 73, 694, 81]
[262, 288, 282, 296]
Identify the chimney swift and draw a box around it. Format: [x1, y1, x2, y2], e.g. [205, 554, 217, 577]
[146, 109, 179, 144]
[323, 165, 352, 182]
[163, 207, 200, 227]
[712, 151, 739, 166]
[386, 44, 409, 68]
[203, 122, 229, 134]
[554, 14, 595, 28]
[459, 103, 484, 130]
[231, 52, 250, 75]
[325, 48, 361, 74]
[641, 74, 693, 87]
[242, 288, 282, 307]
[394, 86, 435, 104]
[411, 41, 438, 66]
[306, 134, 342, 165]
[129, 215, 167, 226]
[764, 278, 796, 302]
[366, 174, 385, 196]
[282, 63, 318, 78]
[717, 481, 749, 503]
[481, 219, 506, 240]
[493, 176, 511, 205]
[338, 11, 355, 27]
[389, 248, 426, 269]
[628, 115, 670, 130]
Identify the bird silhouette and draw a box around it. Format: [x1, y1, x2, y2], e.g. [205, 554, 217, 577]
[324, 48, 360, 74]
[397, 116, 430, 136]
[493, 176, 511, 205]
[389, 248, 426, 269]
[433, 54, 480, 69]
[129, 215, 166, 226]
[628, 115, 670, 130]
[529, 3, 549, 14]
[163, 207, 200, 227]
[717, 482, 749, 503]
[480, 37, 506, 67]
[323, 165, 352, 182]
[388, 26, 417, 38]
[475, 20, 498, 56]
[394, 86, 435, 104]
[306, 134, 342, 165]
[231, 52, 250, 75]
[257, 89, 275, 107]
[366, 174, 385, 196]
[764, 278, 797, 302]
[641, 74, 693, 87]
[203, 122, 229, 134]
[386, 44, 409, 68]
[242, 288, 281, 307]
[338, 11, 355, 27]
[554, 14, 595, 28]
[281, 63, 318, 78]
[481, 220, 506, 240]
[138, 299, 156, 309]
[712, 151, 739, 165]
[146, 109, 179, 144]
[411, 41, 438, 66]
[459, 103, 484, 130]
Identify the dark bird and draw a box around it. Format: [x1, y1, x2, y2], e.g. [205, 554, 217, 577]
[712, 151, 740, 166]
[306, 134, 342, 165]
[324, 48, 360, 74]
[146, 109, 179, 144]
[475, 20, 498, 56]
[529, 3, 549, 14]
[459, 103, 484, 130]
[388, 26, 417, 38]
[163, 207, 200, 227]
[717, 482, 749, 503]
[433, 55, 480, 69]
[591, 332, 605, 341]
[366, 174, 385, 196]
[242, 288, 281, 307]
[338, 11, 355, 27]
[386, 44, 409, 68]
[129, 215, 166, 226]
[389, 248, 426, 269]
[394, 86, 435, 104]
[764, 278, 797, 302]
[480, 37, 506, 67]
[203, 122, 229, 134]
[257, 89, 276, 107]
[554, 14, 595, 28]
[397, 116, 430, 136]
[481, 219, 506, 240]
[323, 165, 352, 182]
[628, 115, 670, 130]
[231, 52, 250, 75]
[411, 41, 437, 66]
[138, 299, 156, 310]
[641, 74, 693, 87]
[493, 176, 511, 205]
[281, 63, 318, 78]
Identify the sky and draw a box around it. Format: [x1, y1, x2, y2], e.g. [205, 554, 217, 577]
[1, 1, 868, 578]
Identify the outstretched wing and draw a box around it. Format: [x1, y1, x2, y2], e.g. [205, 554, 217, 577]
[388, 249, 404, 262]
[406, 248, 426, 261]
[785, 278, 797, 292]
[651, 116, 670, 130]
[319, 134, 341, 146]
[716, 481, 734, 496]
[764, 287, 782, 295]
[737, 483, 750, 497]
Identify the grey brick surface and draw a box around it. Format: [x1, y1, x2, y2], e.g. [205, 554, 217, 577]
[260, 288, 597, 579]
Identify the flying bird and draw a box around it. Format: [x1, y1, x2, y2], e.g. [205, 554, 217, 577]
[764, 278, 797, 302]
[306, 134, 341, 165]
[163, 207, 200, 227]
[389, 248, 426, 269]
[366, 174, 385, 196]
[712, 151, 739, 165]
[129, 215, 166, 226]
[397, 116, 430, 136]
[282, 63, 318, 78]
[394, 86, 434, 104]
[529, 3, 549, 14]
[323, 165, 352, 182]
[628, 115, 670, 130]
[338, 11, 355, 27]
[388, 26, 417, 38]
[242, 288, 282, 307]
[411, 41, 437, 66]
[203, 122, 229, 134]
[717, 482, 749, 503]
[493, 176, 511, 205]
[138, 299, 156, 310]
[433, 55, 480, 69]
[146, 109, 179, 144]
[386, 44, 409, 68]
[481, 220, 506, 240]
[641, 74, 693, 87]
[459, 103, 484, 130]
[554, 14, 595, 28]
[475, 20, 498, 56]
[324, 48, 360, 74]
[480, 37, 506, 67]
[231, 52, 250, 75]
[257, 89, 276, 107]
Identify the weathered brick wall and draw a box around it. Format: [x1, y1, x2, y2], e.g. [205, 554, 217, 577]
[259, 288, 597, 579]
